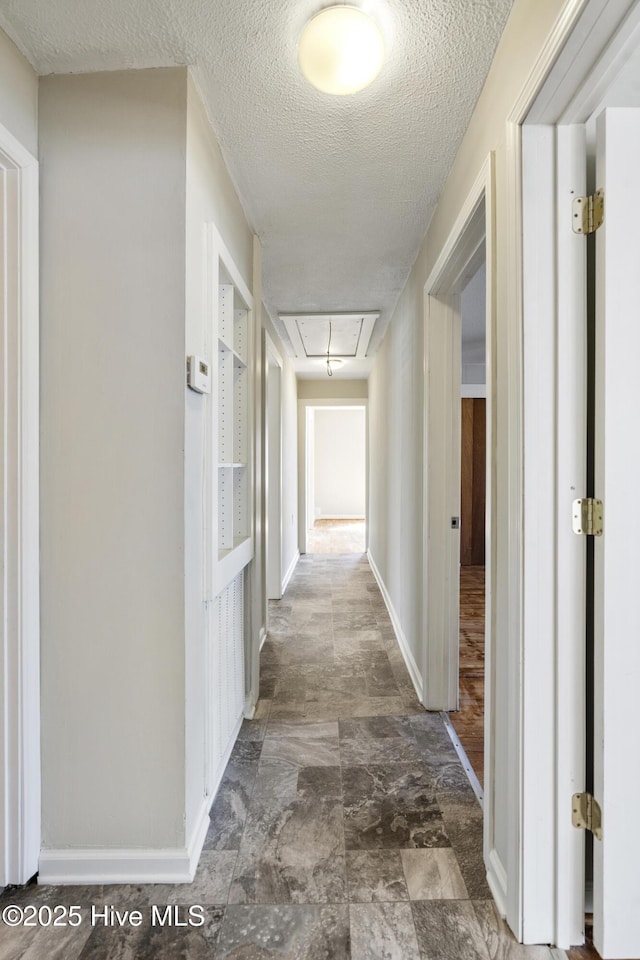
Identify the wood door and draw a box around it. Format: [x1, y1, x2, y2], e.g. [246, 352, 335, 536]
[592, 107, 640, 959]
[460, 398, 485, 566]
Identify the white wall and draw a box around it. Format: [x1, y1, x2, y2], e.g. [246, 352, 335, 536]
[313, 408, 365, 518]
[367, 0, 572, 929]
[39, 68, 188, 852]
[0, 27, 37, 156]
[184, 75, 255, 844]
[263, 314, 298, 587]
[368, 279, 424, 669]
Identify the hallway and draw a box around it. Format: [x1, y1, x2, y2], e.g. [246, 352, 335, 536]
[0, 554, 559, 959]
[205, 553, 555, 957]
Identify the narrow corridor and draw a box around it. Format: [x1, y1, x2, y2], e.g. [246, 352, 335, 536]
[203, 553, 556, 958]
[0, 555, 557, 958]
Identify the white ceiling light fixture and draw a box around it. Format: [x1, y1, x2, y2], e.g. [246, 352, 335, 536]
[298, 6, 386, 96]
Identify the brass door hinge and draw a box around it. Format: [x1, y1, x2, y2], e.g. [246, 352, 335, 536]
[572, 189, 604, 234]
[572, 498, 603, 536]
[572, 793, 602, 840]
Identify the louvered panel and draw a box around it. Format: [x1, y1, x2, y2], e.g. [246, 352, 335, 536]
[209, 572, 245, 792]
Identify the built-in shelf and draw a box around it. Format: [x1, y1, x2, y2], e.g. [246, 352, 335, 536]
[218, 337, 247, 369]
[213, 231, 253, 587]
[219, 537, 252, 561]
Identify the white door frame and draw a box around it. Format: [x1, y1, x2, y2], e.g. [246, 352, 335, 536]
[0, 122, 40, 887]
[422, 153, 500, 904]
[422, 159, 492, 713]
[591, 105, 640, 960]
[297, 399, 369, 555]
[305, 407, 315, 535]
[514, 0, 640, 947]
[264, 332, 283, 601]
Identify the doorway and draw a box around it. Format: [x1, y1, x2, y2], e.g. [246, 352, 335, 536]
[449, 260, 487, 793]
[298, 398, 368, 556]
[422, 154, 498, 909]
[305, 405, 366, 554]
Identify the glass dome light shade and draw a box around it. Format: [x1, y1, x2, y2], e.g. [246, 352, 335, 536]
[298, 6, 385, 96]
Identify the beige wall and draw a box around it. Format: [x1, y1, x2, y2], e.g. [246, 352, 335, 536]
[0, 28, 37, 156]
[298, 378, 368, 399]
[39, 68, 188, 850]
[40, 66, 259, 861]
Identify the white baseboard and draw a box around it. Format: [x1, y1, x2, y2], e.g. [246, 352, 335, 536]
[486, 847, 508, 918]
[186, 796, 211, 875]
[367, 550, 423, 702]
[39, 843, 200, 886]
[281, 550, 299, 594]
[440, 711, 484, 806]
[39, 798, 210, 886]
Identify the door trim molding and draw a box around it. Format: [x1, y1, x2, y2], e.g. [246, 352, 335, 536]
[0, 122, 40, 887]
[264, 332, 283, 601]
[423, 150, 498, 912]
[297, 398, 368, 557]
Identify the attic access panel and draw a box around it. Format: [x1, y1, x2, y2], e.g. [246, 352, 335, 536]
[280, 313, 379, 359]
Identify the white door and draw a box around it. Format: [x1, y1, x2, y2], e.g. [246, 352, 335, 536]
[592, 107, 640, 959]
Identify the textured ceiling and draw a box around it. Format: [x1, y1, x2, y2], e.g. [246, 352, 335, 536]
[0, 0, 514, 378]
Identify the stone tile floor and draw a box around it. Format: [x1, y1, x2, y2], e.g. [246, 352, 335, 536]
[0, 554, 562, 959]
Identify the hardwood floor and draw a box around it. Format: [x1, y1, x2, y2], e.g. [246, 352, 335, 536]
[450, 565, 485, 787]
[567, 943, 603, 959]
[306, 518, 366, 554]
[566, 919, 605, 960]
[453, 568, 605, 960]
